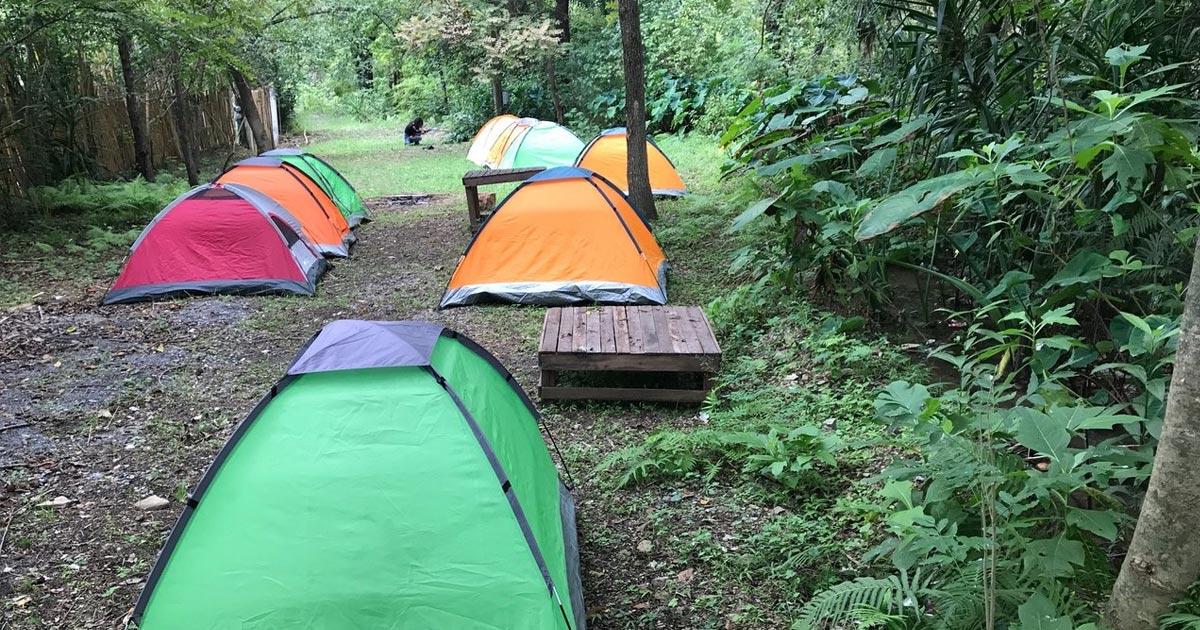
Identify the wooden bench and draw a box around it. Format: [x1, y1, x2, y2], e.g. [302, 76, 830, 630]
[462, 167, 545, 231]
[538, 305, 722, 403]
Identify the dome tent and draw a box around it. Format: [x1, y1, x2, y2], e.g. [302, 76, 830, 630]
[575, 127, 687, 197]
[131, 320, 586, 629]
[260, 148, 370, 228]
[497, 120, 584, 169]
[216, 157, 355, 257]
[441, 166, 668, 307]
[467, 116, 583, 170]
[102, 184, 326, 305]
[467, 114, 520, 165]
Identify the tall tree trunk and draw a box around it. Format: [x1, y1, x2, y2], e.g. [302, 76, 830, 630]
[546, 0, 568, 125]
[1107, 235, 1200, 629]
[169, 68, 199, 186]
[230, 68, 273, 152]
[546, 59, 565, 125]
[555, 0, 570, 42]
[490, 76, 504, 116]
[617, 0, 656, 220]
[117, 33, 154, 181]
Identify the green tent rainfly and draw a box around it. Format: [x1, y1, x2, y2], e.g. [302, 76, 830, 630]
[261, 148, 371, 228]
[132, 320, 585, 629]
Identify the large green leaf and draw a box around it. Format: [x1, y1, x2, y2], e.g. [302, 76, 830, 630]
[1022, 536, 1084, 578]
[856, 147, 897, 177]
[1013, 408, 1071, 464]
[1045, 251, 1120, 288]
[855, 170, 983, 240]
[1101, 144, 1154, 186]
[728, 195, 782, 232]
[866, 114, 932, 149]
[1018, 593, 1075, 630]
[1067, 508, 1119, 541]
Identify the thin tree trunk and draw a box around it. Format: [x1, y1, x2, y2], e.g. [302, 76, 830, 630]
[490, 76, 504, 116]
[546, 58, 564, 125]
[617, 0, 656, 220]
[117, 33, 154, 181]
[547, 0, 568, 125]
[169, 68, 199, 186]
[1107, 235, 1200, 629]
[555, 0, 570, 41]
[230, 67, 273, 152]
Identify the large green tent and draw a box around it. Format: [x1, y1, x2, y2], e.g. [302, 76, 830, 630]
[132, 320, 585, 629]
[261, 148, 371, 228]
[498, 120, 585, 169]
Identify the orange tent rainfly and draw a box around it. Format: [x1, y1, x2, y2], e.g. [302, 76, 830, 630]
[440, 166, 668, 308]
[216, 157, 354, 257]
[575, 127, 687, 197]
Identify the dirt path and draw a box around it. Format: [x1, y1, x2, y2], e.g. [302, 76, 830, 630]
[0, 177, 789, 628]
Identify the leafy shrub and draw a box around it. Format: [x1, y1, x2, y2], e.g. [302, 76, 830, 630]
[600, 425, 840, 490]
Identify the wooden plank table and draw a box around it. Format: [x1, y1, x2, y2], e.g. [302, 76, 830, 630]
[538, 305, 722, 403]
[462, 166, 545, 231]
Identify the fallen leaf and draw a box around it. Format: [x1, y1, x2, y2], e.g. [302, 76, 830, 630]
[37, 496, 72, 508]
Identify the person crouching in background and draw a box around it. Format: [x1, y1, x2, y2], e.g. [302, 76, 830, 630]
[404, 117, 425, 146]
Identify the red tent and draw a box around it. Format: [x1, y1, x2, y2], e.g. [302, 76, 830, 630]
[103, 184, 327, 305]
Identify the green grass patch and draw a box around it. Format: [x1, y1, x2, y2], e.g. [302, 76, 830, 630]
[294, 113, 475, 196]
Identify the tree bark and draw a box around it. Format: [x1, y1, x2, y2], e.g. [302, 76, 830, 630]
[555, 0, 570, 42]
[490, 75, 504, 116]
[169, 68, 199, 186]
[230, 67, 273, 152]
[546, 59, 565, 125]
[117, 33, 154, 181]
[617, 0, 657, 220]
[546, 0, 568, 125]
[1107, 235, 1200, 629]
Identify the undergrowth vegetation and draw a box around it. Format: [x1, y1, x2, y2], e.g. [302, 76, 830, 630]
[610, 0, 1200, 627]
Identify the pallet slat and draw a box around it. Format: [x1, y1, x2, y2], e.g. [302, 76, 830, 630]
[557, 307, 576, 353]
[614, 307, 632, 353]
[600, 307, 616, 353]
[540, 309, 561, 353]
[572, 307, 589, 353]
[539, 386, 709, 403]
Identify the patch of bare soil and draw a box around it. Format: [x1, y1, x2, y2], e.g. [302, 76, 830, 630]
[0, 194, 782, 629]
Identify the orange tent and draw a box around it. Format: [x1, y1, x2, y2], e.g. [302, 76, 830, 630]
[216, 157, 354, 257]
[575, 127, 687, 197]
[440, 166, 667, 307]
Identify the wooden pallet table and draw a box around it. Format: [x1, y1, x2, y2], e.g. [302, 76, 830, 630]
[462, 166, 545, 231]
[538, 305, 722, 403]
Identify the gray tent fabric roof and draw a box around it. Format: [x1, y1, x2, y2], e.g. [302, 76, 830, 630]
[288, 320, 446, 374]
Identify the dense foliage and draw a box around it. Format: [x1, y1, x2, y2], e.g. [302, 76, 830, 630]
[709, 0, 1200, 625]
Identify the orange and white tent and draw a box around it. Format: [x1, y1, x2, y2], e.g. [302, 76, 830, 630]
[440, 166, 668, 307]
[466, 114, 519, 165]
[575, 127, 686, 197]
[216, 157, 354, 257]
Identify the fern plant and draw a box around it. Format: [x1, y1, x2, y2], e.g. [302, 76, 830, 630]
[793, 570, 932, 629]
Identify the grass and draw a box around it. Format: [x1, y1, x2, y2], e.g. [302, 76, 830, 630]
[293, 112, 475, 196]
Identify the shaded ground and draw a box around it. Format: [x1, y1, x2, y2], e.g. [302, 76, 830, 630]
[0, 129, 835, 629]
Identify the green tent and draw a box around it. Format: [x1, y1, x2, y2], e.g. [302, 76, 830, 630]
[262, 148, 371, 228]
[498, 120, 586, 169]
[132, 320, 585, 629]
